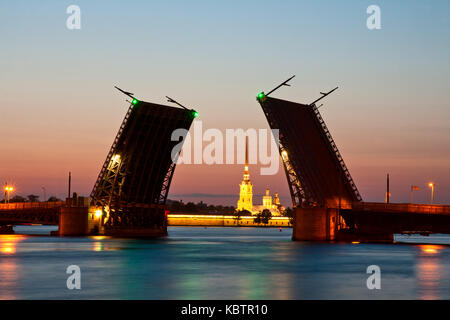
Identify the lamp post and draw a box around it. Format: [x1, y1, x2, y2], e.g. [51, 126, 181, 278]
[4, 185, 14, 204]
[8, 186, 14, 203]
[410, 185, 419, 204]
[385, 174, 390, 204]
[428, 183, 435, 205]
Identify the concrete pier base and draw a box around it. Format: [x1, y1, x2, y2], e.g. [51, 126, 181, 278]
[293, 206, 395, 243]
[59, 207, 89, 236]
[0, 225, 14, 234]
[292, 207, 337, 241]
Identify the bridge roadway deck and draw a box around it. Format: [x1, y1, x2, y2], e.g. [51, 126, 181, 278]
[350, 202, 450, 215]
[340, 202, 450, 237]
[0, 202, 65, 225]
[2, 201, 450, 241]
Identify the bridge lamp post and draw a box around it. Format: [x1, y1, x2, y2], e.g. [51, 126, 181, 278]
[8, 187, 14, 203]
[4, 186, 14, 204]
[428, 183, 435, 205]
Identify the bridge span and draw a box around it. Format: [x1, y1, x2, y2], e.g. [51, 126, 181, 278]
[0, 200, 98, 236]
[257, 77, 450, 242]
[338, 202, 450, 241]
[0, 88, 196, 237]
[0, 201, 63, 226]
[1, 200, 449, 241]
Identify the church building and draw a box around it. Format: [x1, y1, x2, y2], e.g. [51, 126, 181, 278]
[236, 140, 284, 216]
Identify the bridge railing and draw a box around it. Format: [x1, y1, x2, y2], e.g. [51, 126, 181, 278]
[352, 202, 450, 215]
[0, 201, 66, 210]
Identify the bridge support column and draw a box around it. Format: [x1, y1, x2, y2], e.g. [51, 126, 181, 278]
[292, 207, 337, 241]
[59, 207, 89, 236]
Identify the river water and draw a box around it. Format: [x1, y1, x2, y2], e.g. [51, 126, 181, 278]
[0, 226, 449, 299]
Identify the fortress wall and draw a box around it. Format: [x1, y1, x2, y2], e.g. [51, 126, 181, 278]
[168, 215, 292, 228]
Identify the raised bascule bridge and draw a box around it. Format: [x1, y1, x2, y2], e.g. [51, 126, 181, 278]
[1, 81, 449, 241]
[257, 76, 450, 242]
[0, 88, 196, 237]
[89, 89, 197, 237]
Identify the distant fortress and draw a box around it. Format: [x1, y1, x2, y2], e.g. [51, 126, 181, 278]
[236, 140, 285, 216]
[167, 139, 290, 227]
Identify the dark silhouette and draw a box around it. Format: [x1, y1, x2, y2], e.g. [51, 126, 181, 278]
[283, 207, 294, 224]
[168, 200, 236, 215]
[27, 195, 40, 202]
[10, 195, 26, 203]
[254, 209, 272, 226]
[47, 196, 62, 202]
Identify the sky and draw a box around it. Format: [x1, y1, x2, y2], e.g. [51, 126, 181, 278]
[0, 0, 449, 206]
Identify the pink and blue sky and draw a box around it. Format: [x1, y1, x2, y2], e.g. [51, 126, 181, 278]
[0, 0, 449, 205]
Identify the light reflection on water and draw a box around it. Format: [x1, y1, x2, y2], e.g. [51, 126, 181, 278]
[416, 245, 446, 300]
[0, 235, 26, 299]
[0, 226, 448, 299]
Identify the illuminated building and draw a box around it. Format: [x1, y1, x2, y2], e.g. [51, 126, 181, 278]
[237, 139, 253, 212]
[236, 140, 284, 216]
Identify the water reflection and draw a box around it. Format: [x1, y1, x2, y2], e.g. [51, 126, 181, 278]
[0, 235, 24, 299]
[171, 241, 295, 299]
[419, 244, 442, 255]
[0, 259, 18, 299]
[1, 245, 15, 254]
[0, 227, 449, 299]
[0, 235, 24, 255]
[90, 236, 113, 252]
[416, 245, 445, 300]
[269, 273, 293, 300]
[93, 241, 104, 252]
[177, 273, 205, 299]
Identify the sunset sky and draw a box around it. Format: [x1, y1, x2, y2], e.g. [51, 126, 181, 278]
[0, 0, 449, 206]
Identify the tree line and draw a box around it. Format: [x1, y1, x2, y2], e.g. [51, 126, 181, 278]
[1, 195, 62, 203]
[168, 200, 236, 214]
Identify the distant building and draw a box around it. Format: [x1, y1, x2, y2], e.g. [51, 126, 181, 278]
[252, 189, 285, 216]
[237, 138, 253, 212]
[236, 140, 284, 216]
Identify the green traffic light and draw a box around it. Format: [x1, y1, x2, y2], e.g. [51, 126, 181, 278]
[132, 99, 139, 105]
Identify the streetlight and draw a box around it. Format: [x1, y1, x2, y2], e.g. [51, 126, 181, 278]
[4, 185, 14, 204]
[94, 209, 102, 219]
[428, 182, 435, 205]
[8, 186, 14, 203]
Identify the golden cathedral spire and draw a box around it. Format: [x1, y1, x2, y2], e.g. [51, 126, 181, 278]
[237, 137, 253, 212]
[243, 136, 250, 182]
